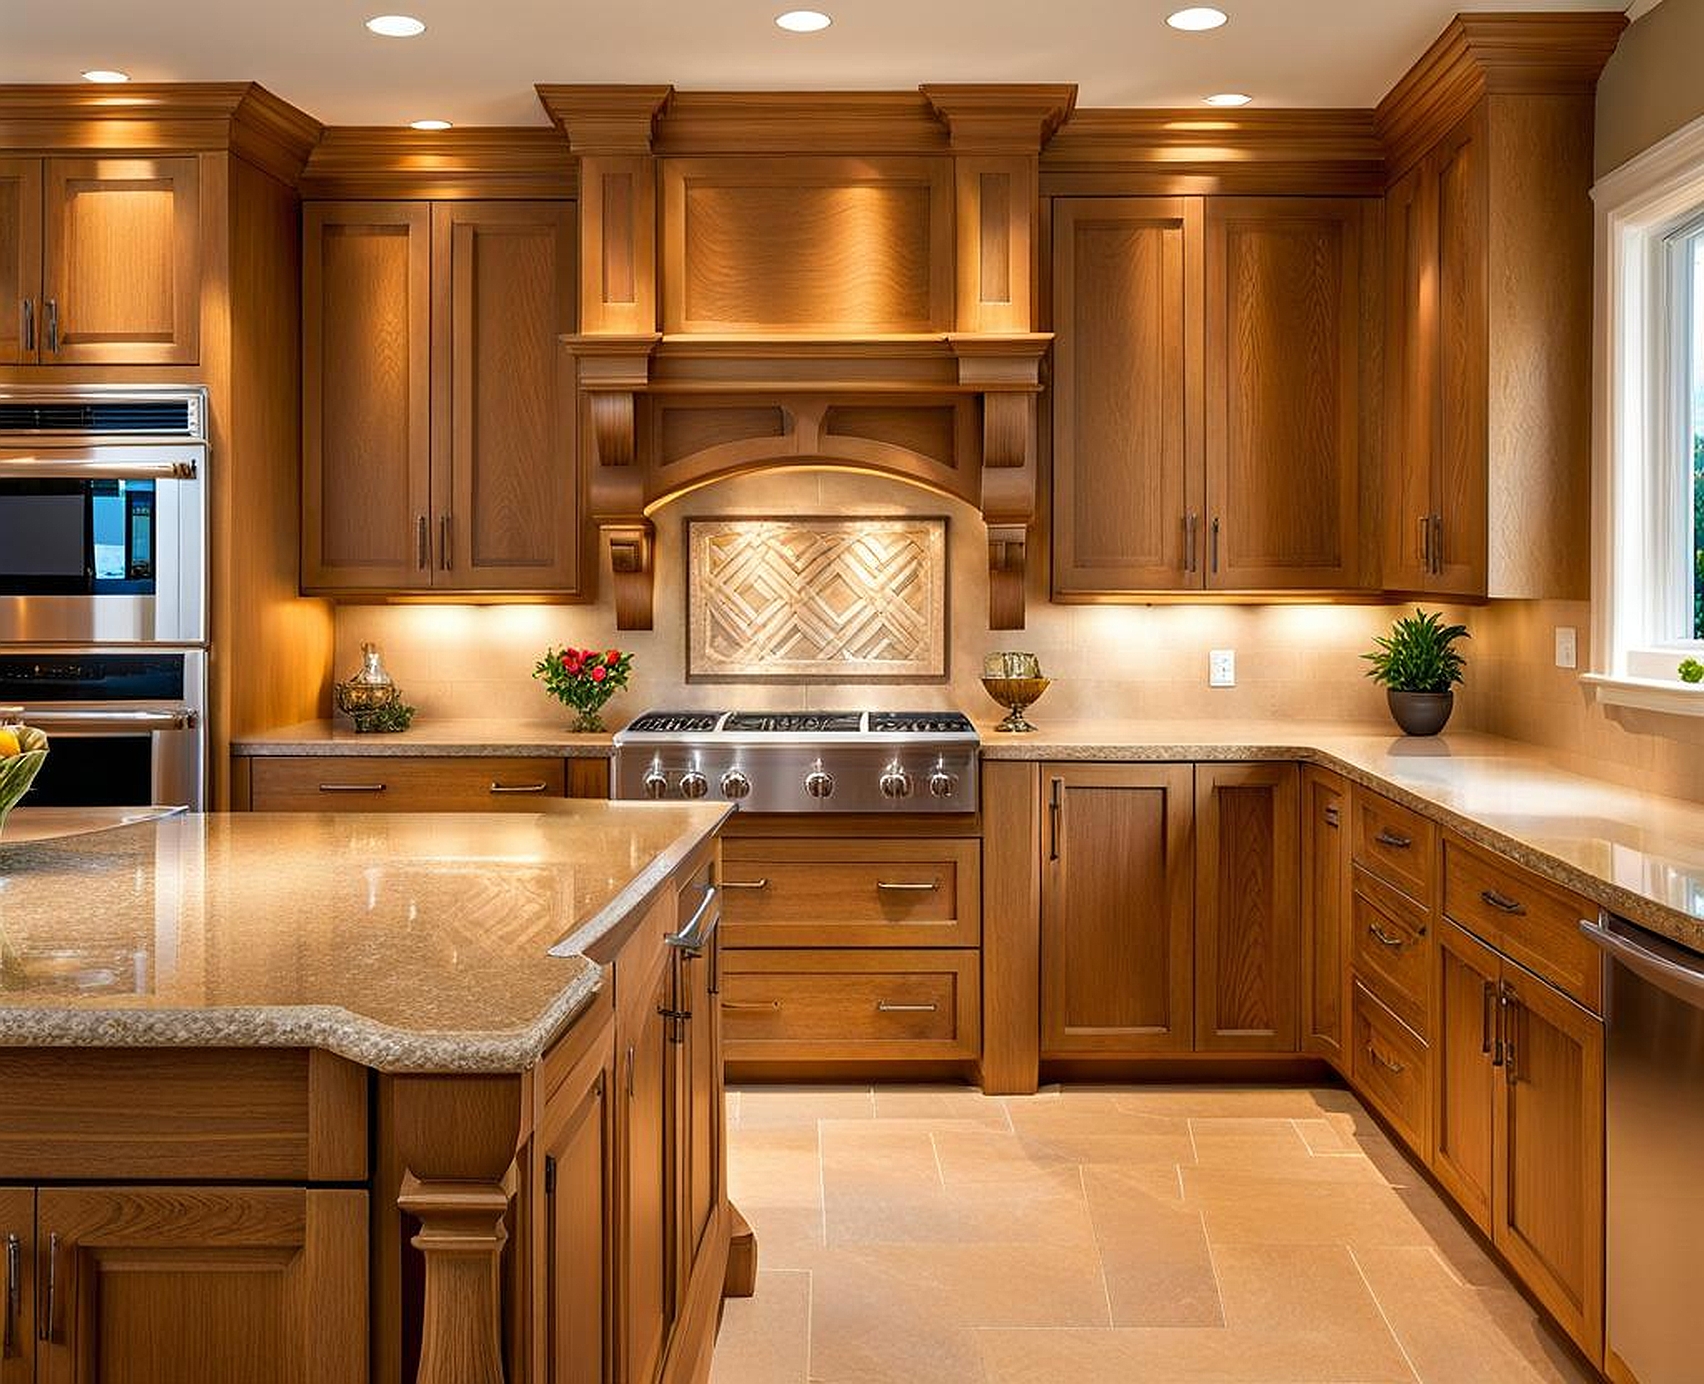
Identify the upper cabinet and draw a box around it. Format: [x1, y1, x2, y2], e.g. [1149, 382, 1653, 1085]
[0, 155, 200, 365]
[302, 199, 581, 597]
[1050, 194, 1376, 597]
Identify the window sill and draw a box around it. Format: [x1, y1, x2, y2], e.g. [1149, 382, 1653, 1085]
[1581, 672, 1704, 716]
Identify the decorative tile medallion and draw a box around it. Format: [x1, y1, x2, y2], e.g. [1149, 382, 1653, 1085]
[687, 517, 948, 681]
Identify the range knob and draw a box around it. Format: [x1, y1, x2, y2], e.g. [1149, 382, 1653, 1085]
[879, 762, 913, 800]
[679, 768, 709, 800]
[720, 768, 752, 801]
[642, 760, 669, 800]
[803, 759, 835, 800]
[928, 766, 958, 799]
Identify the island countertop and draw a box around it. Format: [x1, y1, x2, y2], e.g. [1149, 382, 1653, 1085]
[0, 801, 730, 1073]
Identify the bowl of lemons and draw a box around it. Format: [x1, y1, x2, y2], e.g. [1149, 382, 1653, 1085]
[0, 708, 49, 838]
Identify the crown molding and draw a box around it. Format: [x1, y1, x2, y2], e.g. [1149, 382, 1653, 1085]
[535, 84, 674, 154]
[298, 127, 575, 200]
[1377, 12, 1628, 178]
[654, 91, 948, 155]
[921, 84, 1078, 153]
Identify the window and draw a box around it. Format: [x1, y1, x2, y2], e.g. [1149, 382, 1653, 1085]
[1686, 224, 1704, 640]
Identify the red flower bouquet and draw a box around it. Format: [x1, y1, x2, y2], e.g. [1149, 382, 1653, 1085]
[534, 645, 634, 732]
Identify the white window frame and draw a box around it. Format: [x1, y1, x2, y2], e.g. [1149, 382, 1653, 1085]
[1586, 111, 1704, 716]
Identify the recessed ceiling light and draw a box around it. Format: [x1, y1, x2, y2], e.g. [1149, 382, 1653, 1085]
[81, 69, 130, 83]
[1167, 7, 1228, 30]
[409, 119, 452, 131]
[1204, 92, 1253, 106]
[775, 9, 832, 32]
[366, 14, 426, 37]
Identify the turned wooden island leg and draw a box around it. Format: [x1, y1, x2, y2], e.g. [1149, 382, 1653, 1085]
[392, 1073, 525, 1384]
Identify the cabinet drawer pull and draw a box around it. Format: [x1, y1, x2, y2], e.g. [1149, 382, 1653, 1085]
[4, 1232, 18, 1356]
[721, 879, 770, 891]
[1323, 805, 1341, 828]
[18, 299, 32, 354]
[1366, 921, 1408, 950]
[1364, 1043, 1406, 1076]
[1049, 778, 1063, 862]
[1373, 829, 1413, 849]
[489, 782, 549, 794]
[1479, 888, 1526, 916]
[876, 880, 939, 892]
[723, 1000, 781, 1013]
[1500, 985, 1520, 1084]
[317, 782, 387, 793]
[876, 1001, 938, 1014]
[38, 1231, 58, 1343]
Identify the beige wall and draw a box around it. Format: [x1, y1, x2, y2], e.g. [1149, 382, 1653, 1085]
[1595, 0, 1704, 177]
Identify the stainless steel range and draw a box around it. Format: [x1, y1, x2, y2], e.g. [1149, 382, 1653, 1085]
[612, 711, 979, 813]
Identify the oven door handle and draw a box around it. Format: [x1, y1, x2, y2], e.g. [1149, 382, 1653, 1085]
[25, 708, 199, 732]
[0, 455, 198, 481]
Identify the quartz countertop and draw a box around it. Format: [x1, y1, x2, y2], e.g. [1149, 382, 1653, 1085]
[0, 801, 729, 1072]
[1, 806, 186, 843]
[231, 718, 615, 757]
[975, 719, 1704, 952]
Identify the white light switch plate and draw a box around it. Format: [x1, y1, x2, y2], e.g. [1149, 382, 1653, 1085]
[1209, 649, 1236, 687]
[1555, 627, 1578, 670]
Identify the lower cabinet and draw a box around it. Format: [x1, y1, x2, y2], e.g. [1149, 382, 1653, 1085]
[618, 924, 675, 1384]
[242, 754, 609, 810]
[1, 1187, 366, 1384]
[1301, 767, 1349, 1060]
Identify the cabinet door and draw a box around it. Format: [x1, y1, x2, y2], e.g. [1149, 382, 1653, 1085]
[1205, 198, 1367, 590]
[619, 941, 675, 1384]
[1051, 198, 1204, 594]
[0, 1190, 33, 1384]
[1433, 920, 1498, 1232]
[1494, 967, 1604, 1364]
[1430, 111, 1489, 597]
[432, 202, 581, 592]
[1382, 162, 1437, 593]
[42, 157, 199, 364]
[302, 202, 433, 591]
[1195, 763, 1300, 1051]
[0, 158, 41, 365]
[35, 1186, 365, 1384]
[1300, 767, 1348, 1061]
[673, 864, 723, 1303]
[1040, 764, 1194, 1054]
[537, 1020, 617, 1384]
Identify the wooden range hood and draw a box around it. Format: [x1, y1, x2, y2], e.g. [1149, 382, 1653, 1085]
[537, 83, 1077, 630]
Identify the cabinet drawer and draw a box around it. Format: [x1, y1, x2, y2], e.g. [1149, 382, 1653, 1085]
[249, 755, 566, 811]
[1442, 836, 1601, 1013]
[720, 949, 979, 1061]
[1351, 980, 1430, 1155]
[1350, 866, 1431, 1037]
[720, 839, 979, 948]
[1352, 788, 1437, 908]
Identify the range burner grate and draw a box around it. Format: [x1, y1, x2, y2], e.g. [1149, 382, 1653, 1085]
[623, 711, 725, 734]
[867, 711, 977, 734]
[722, 712, 864, 734]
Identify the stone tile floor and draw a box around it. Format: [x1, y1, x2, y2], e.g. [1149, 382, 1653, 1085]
[709, 1084, 1594, 1384]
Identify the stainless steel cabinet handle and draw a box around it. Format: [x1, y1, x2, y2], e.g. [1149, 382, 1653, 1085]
[1431, 515, 1444, 575]
[722, 1000, 781, 1013]
[44, 299, 58, 354]
[416, 515, 429, 570]
[38, 1232, 58, 1343]
[317, 782, 387, 793]
[876, 880, 939, 893]
[1374, 829, 1413, 849]
[1500, 985, 1518, 1084]
[1481, 979, 1495, 1057]
[876, 1002, 938, 1013]
[1419, 514, 1432, 572]
[1479, 888, 1526, 916]
[439, 515, 452, 571]
[1049, 778, 1063, 862]
[489, 782, 549, 794]
[1210, 516, 1221, 574]
[666, 885, 719, 953]
[1365, 1043, 1406, 1076]
[1367, 921, 1407, 950]
[1184, 511, 1198, 574]
[19, 299, 32, 353]
[3, 1232, 18, 1357]
[721, 879, 770, 891]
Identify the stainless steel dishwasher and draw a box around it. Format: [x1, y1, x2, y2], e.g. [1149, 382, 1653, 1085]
[1581, 911, 1704, 1384]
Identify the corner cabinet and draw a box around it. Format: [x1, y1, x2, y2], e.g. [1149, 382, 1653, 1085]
[302, 200, 582, 597]
[0, 155, 200, 365]
[1050, 196, 1376, 597]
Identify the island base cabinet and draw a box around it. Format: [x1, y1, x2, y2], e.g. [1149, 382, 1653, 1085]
[28, 1186, 366, 1384]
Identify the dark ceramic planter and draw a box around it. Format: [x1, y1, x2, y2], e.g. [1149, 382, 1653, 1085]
[1387, 689, 1454, 736]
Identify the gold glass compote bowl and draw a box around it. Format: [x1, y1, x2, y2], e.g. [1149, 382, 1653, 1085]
[981, 653, 1051, 734]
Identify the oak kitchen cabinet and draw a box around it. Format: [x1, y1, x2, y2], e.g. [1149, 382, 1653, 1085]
[0, 155, 200, 365]
[1382, 94, 1594, 599]
[238, 754, 610, 809]
[1051, 195, 1375, 596]
[302, 200, 581, 595]
[1301, 766, 1349, 1061]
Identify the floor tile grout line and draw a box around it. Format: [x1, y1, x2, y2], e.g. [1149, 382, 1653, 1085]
[929, 1131, 946, 1189]
[1078, 1163, 1117, 1329]
[802, 1268, 814, 1384]
[815, 1118, 828, 1249]
[1347, 1244, 1426, 1384]
[1199, 1222, 1232, 1331]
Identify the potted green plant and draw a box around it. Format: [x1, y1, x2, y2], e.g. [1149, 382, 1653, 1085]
[1363, 609, 1469, 736]
[534, 645, 634, 733]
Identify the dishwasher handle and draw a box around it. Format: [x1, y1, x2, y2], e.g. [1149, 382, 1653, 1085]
[1580, 913, 1704, 1003]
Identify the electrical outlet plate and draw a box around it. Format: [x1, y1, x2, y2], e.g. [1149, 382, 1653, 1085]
[1555, 627, 1578, 670]
[1209, 649, 1236, 688]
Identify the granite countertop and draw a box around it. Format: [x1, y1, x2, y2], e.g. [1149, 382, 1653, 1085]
[976, 719, 1704, 953]
[231, 718, 615, 757]
[0, 801, 729, 1072]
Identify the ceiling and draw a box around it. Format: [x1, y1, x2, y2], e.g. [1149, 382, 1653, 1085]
[1, 0, 1644, 128]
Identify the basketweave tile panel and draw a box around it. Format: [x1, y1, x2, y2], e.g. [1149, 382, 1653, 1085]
[687, 517, 948, 681]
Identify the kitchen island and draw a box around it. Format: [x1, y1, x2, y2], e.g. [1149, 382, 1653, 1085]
[0, 801, 735, 1384]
